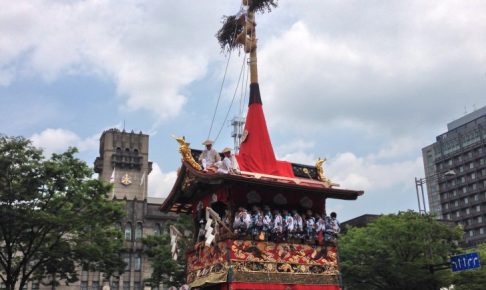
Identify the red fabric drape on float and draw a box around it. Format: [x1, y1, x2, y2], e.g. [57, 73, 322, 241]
[236, 83, 294, 177]
[222, 283, 341, 290]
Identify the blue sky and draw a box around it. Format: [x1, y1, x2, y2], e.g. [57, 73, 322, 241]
[1, 0, 486, 221]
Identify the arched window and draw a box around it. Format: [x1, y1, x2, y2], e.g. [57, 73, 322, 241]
[124, 223, 132, 241]
[154, 223, 161, 236]
[135, 223, 143, 241]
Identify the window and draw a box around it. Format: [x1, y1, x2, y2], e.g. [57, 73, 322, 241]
[473, 183, 477, 190]
[32, 282, 40, 290]
[464, 197, 468, 204]
[454, 200, 459, 207]
[471, 173, 476, 179]
[477, 205, 481, 212]
[470, 162, 474, 169]
[125, 223, 132, 241]
[475, 194, 479, 201]
[135, 223, 143, 241]
[479, 216, 483, 223]
[135, 254, 142, 271]
[111, 281, 119, 290]
[446, 213, 451, 220]
[154, 223, 161, 236]
[460, 166, 464, 173]
[92, 282, 100, 290]
[134, 282, 141, 290]
[123, 282, 130, 290]
[461, 177, 466, 183]
[481, 228, 485, 235]
[466, 208, 471, 215]
[469, 230, 474, 237]
[443, 203, 449, 210]
[124, 255, 131, 271]
[463, 187, 467, 193]
[456, 211, 460, 217]
[81, 282, 88, 290]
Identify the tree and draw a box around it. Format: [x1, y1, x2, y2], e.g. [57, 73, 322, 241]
[143, 215, 194, 288]
[0, 135, 125, 290]
[339, 211, 462, 290]
[450, 243, 486, 290]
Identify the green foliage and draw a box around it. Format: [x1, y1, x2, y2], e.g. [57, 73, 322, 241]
[0, 135, 125, 290]
[143, 215, 194, 288]
[216, 15, 243, 53]
[248, 0, 278, 14]
[216, 0, 278, 53]
[339, 211, 462, 290]
[450, 243, 486, 290]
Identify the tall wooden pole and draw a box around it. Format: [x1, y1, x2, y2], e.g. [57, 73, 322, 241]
[248, 10, 258, 84]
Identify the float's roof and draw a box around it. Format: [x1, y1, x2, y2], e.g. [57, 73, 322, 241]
[160, 161, 363, 213]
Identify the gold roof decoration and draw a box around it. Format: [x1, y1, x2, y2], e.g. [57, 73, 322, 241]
[173, 135, 202, 171]
[315, 157, 339, 188]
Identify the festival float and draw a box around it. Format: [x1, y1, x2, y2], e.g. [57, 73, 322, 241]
[161, 1, 364, 289]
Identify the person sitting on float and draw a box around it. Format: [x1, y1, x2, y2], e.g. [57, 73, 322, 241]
[249, 205, 263, 240]
[292, 210, 304, 240]
[262, 206, 273, 240]
[233, 206, 251, 237]
[305, 210, 315, 242]
[272, 209, 283, 241]
[315, 213, 326, 244]
[283, 209, 294, 241]
[199, 139, 221, 172]
[216, 147, 240, 174]
[325, 212, 341, 242]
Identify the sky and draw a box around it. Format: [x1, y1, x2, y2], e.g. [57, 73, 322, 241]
[1, 0, 486, 222]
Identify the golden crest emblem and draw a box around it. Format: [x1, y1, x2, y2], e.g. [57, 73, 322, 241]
[121, 173, 132, 186]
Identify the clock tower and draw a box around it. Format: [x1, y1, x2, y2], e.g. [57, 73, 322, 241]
[94, 128, 152, 200]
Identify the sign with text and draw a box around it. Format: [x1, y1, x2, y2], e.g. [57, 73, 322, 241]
[451, 252, 481, 272]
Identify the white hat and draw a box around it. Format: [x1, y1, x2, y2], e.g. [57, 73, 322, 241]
[202, 139, 214, 145]
[222, 147, 232, 153]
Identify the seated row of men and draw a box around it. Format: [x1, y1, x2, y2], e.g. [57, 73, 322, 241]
[198, 139, 240, 174]
[230, 205, 341, 243]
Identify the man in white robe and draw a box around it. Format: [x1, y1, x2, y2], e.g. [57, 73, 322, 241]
[199, 139, 221, 171]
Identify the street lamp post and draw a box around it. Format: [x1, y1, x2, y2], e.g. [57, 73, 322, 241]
[414, 170, 456, 215]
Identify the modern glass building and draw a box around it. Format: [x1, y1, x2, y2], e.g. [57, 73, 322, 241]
[422, 106, 486, 245]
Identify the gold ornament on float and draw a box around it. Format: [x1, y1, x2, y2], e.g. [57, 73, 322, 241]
[173, 135, 202, 171]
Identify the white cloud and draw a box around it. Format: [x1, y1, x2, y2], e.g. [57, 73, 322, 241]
[148, 162, 177, 198]
[0, 0, 235, 120]
[256, 1, 486, 136]
[30, 128, 98, 157]
[328, 152, 423, 191]
[277, 138, 424, 192]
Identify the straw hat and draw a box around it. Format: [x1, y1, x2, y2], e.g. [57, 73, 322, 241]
[222, 147, 232, 154]
[202, 139, 214, 145]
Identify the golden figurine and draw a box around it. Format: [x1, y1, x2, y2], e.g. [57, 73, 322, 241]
[315, 157, 327, 182]
[315, 157, 339, 188]
[173, 135, 202, 171]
